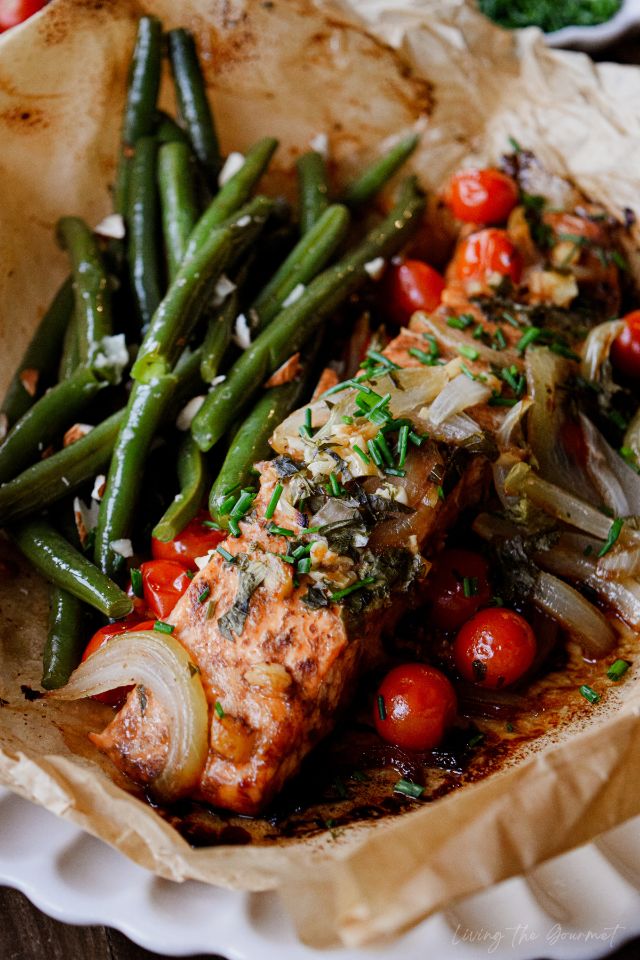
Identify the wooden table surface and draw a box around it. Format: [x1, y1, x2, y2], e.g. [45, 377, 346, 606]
[4, 22, 640, 960]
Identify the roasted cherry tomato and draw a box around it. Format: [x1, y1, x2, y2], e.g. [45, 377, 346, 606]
[0, 0, 46, 31]
[82, 618, 155, 705]
[450, 228, 522, 288]
[151, 511, 225, 568]
[611, 310, 640, 380]
[385, 259, 445, 325]
[453, 607, 536, 688]
[374, 663, 457, 751]
[446, 168, 519, 225]
[141, 559, 193, 620]
[425, 548, 492, 632]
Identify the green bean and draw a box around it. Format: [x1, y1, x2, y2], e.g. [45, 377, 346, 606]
[0, 409, 124, 526]
[158, 141, 199, 281]
[340, 133, 419, 207]
[0, 366, 105, 485]
[1, 277, 74, 431]
[167, 28, 221, 187]
[250, 204, 350, 331]
[12, 517, 132, 619]
[152, 433, 208, 542]
[209, 378, 306, 525]
[296, 151, 329, 234]
[200, 287, 238, 384]
[114, 17, 162, 215]
[191, 177, 425, 451]
[183, 138, 278, 261]
[114, 16, 163, 215]
[57, 217, 113, 371]
[132, 195, 274, 383]
[58, 311, 80, 381]
[42, 587, 89, 690]
[155, 111, 189, 145]
[128, 137, 163, 330]
[94, 375, 178, 579]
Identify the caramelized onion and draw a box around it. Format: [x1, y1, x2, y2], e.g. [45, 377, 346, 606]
[425, 374, 492, 426]
[581, 320, 624, 382]
[580, 414, 640, 516]
[532, 571, 615, 658]
[48, 630, 209, 801]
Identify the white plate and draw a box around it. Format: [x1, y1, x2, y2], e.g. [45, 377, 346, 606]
[544, 0, 640, 49]
[1, 787, 640, 959]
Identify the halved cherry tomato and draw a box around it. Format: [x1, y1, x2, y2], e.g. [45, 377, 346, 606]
[446, 168, 519, 225]
[82, 618, 155, 705]
[611, 310, 640, 380]
[151, 511, 225, 568]
[453, 607, 536, 688]
[425, 548, 492, 632]
[450, 228, 522, 288]
[374, 663, 457, 752]
[141, 559, 193, 620]
[384, 259, 445, 325]
[0, 0, 46, 31]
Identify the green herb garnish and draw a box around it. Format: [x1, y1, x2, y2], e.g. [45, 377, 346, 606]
[597, 517, 623, 558]
[579, 684, 601, 704]
[264, 482, 283, 520]
[607, 658, 631, 681]
[130, 567, 143, 599]
[154, 621, 174, 634]
[394, 779, 424, 799]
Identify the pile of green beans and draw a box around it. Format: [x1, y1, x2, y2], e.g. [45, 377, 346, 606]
[0, 14, 423, 690]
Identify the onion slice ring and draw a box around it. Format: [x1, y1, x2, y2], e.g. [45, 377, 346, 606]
[47, 630, 209, 802]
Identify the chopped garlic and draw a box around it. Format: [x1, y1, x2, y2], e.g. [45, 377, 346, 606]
[218, 151, 245, 186]
[236, 215, 252, 227]
[233, 313, 252, 350]
[73, 496, 99, 547]
[91, 474, 106, 501]
[111, 538, 133, 558]
[364, 257, 386, 281]
[212, 274, 236, 306]
[63, 423, 93, 447]
[176, 395, 205, 431]
[282, 283, 305, 308]
[309, 132, 329, 157]
[195, 549, 216, 570]
[94, 213, 126, 240]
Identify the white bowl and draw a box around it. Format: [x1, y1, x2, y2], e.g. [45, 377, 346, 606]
[545, 0, 640, 49]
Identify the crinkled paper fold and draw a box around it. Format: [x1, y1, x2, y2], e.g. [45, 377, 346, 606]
[1, 0, 640, 947]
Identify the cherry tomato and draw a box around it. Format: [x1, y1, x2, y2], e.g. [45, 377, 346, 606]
[374, 663, 457, 751]
[151, 511, 224, 568]
[82, 618, 155, 705]
[611, 310, 640, 380]
[446, 168, 519, 225]
[425, 548, 492, 632]
[385, 259, 445, 325]
[141, 559, 193, 620]
[0, 0, 46, 31]
[450, 228, 523, 288]
[453, 607, 536, 688]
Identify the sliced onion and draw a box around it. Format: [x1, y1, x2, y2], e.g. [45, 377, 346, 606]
[580, 413, 640, 516]
[423, 374, 492, 426]
[532, 571, 615, 658]
[623, 409, 640, 464]
[48, 630, 209, 802]
[525, 347, 597, 503]
[418, 314, 520, 368]
[597, 544, 640, 580]
[428, 412, 482, 442]
[497, 397, 532, 449]
[580, 320, 624, 382]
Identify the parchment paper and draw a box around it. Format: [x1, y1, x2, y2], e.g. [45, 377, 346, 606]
[2, 0, 640, 948]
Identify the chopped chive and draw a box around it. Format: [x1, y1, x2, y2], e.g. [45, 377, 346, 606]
[489, 394, 518, 407]
[409, 430, 425, 446]
[447, 314, 472, 330]
[384, 467, 406, 477]
[304, 525, 322, 534]
[214, 700, 225, 719]
[197, 585, 211, 604]
[597, 517, 623, 558]
[620, 446, 640, 473]
[467, 732, 484, 748]
[579, 684, 600, 704]
[502, 311, 520, 328]
[397, 424, 409, 468]
[367, 437, 384, 468]
[493, 328, 507, 350]
[377, 693, 386, 720]
[205, 599, 216, 619]
[268, 523, 296, 537]
[374, 431, 395, 467]
[607, 658, 631, 681]
[459, 344, 479, 361]
[583, 544, 594, 557]
[460, 362, 477, 381]
[305, 407, 313, 433]
[130, 567, 143, 599]
[394, 779, 424, 799]
[292, 543, 311, 559]
[549, 342, 580, 361]
[353, 443, 371, 465]
[409, 347, 439, 366]
[216, 545, 235, 563]
[462, 576, 478, 598]
[508, 135, 522, 153]
[219, 493, 238, 515]
[186, 570, 195, 580]
[228, 517, 241, 537]
[321, 379, 356, 398]
[608, 409, 629, 431]
[330, 576, 376, 601]
[298, 424, 312, 439]
[422, 333, 440, 357]
[367, 349, 399, 369]
[472, 322, 486, 340]
[342, 415, 354, 425]
[328, 472, 342, 496]
[516, 326, 541, 353]
[264, 482, 283, 520]
[202, 520, 222, 530]
[230, 489, 255, 518]
[154, 620, 174, 634]
[436, 484, 445, 501]
[297, 557, 312, 574]
[505, 721, 515, 732]
[278, 553, 296, 564]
